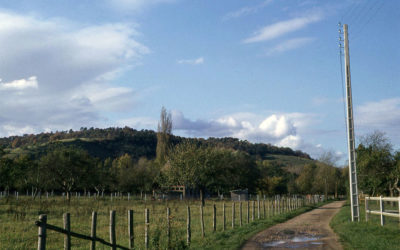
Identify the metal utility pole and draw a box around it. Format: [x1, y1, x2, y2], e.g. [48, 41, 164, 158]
[343, 24, 360, 222]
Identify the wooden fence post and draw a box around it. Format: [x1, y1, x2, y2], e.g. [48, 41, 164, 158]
[200, 205, 205, 238]
[90, 212, 97, 250]
[187, 206, 191, 246]
[257, 199, 260, 219]
[63, 213, 71, 250]
[232, 203, 235, 229]
[247, 201, 250, 224]
[398, 197, 400, 224]
[213, 204, 216, 232]
[263, 200, 265, 218]
[380, 196, 385, 226]
[128, 210, 134, 249]
[167, 207, 170, 245]
[222, 203, 226, 231]
[365, 197, 369, 222]
[145, 208, 149, 249]
[239, 202, 242, 226]
[37, 214, 47, 250]
[110, 210, 116, 250]
[252, 201, 255, 221]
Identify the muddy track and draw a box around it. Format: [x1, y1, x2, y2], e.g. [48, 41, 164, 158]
[241, 200, 345, 250]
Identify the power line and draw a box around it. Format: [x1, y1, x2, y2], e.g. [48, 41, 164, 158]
[341, 0, 361, 23]
[352, 0, 385, 40]
[347, 0, 378, 28]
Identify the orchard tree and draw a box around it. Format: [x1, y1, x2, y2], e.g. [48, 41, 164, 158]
[39, 147, 96, 201]
[164, 141, 258, 205]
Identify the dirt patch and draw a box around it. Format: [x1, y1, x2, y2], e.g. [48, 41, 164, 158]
[241, 200, 345, 250]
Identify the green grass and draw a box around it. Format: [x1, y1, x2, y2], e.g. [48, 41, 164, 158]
[330, 201, 400, 250]
[0, 196, 320, 249]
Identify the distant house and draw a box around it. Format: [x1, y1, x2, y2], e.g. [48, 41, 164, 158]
[230, 189, 248, 201]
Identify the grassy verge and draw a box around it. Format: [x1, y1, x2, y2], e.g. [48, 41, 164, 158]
[191, 202, 327, 250]
[330, 202, 400, 250]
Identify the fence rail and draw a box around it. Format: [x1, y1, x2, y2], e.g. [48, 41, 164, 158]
[36, 212, 130, 250]
[365, 196, 400, 226]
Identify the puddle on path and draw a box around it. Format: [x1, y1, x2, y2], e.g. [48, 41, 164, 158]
[263, 235, 323, 248]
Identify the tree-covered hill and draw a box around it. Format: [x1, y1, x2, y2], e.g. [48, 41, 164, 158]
[0, 126, 311, 161]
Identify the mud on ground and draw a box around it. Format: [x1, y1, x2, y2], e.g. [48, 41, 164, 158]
[241, 200, 345, 250]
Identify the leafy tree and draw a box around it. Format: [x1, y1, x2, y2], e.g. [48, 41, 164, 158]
[296, 164, 316, 194]
[92, 159, 114, 195]
[357, 131, 394, 196]
[256, 161, 288, 195]
[39, 147, 96, 201]
[391, 151, 400, 195]
[156, 106, 172, 165]
[0, 157, 15, 193]
[164, 141, 258, 205]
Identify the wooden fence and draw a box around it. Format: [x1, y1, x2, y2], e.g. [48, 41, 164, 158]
[365, 196, 400, 226]
[35, 197, 310, 249]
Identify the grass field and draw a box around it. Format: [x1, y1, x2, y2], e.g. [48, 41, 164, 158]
[0, 195, 316, 249]
[330, 200, 400, 250]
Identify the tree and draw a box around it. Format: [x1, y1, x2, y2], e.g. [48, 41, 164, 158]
[0, 157, 15, 194]
[156, 106, 172, 165]
[39, 147, 96, 201]
[256, 161, 288, 195]
[356, 131, 395, 196]
[163, 141, 258, 205]
[391, 151, 400, 196]
[296, 164, 316, 194]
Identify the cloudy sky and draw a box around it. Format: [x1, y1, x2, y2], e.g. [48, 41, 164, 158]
[0, 0, 398, 161]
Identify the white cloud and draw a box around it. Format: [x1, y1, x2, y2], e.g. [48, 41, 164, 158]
[243, 12, 322, 43]
[108, 0, 176, 11]
[356, 98, 400, 142]
[259, 115, 295, 137]
[0, 11, 149, 136]
[1, 125, 36, 136]
[223, 0, 273, 21]
[0, 76, 38, 90]
[177, 57, 204, 65]
[266, 37, 314, 55]
[117, 117, 158, 130]
[171, 110, 320, 153]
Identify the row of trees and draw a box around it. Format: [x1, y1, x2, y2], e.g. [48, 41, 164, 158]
[0, 143, 345, 200]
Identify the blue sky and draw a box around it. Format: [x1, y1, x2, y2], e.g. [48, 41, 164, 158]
[0, 0, 398, 162]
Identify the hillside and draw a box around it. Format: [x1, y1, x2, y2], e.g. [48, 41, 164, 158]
[0, 127, 312, 162]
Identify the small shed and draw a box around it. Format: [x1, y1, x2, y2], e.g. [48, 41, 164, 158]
[230, 189, 248, 201]
[160, 185, 186, 199]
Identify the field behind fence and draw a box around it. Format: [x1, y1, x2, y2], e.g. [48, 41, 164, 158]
[0, 193, 322, 249]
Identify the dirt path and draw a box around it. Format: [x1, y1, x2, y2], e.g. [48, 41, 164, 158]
[241, 200, 345, 250]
